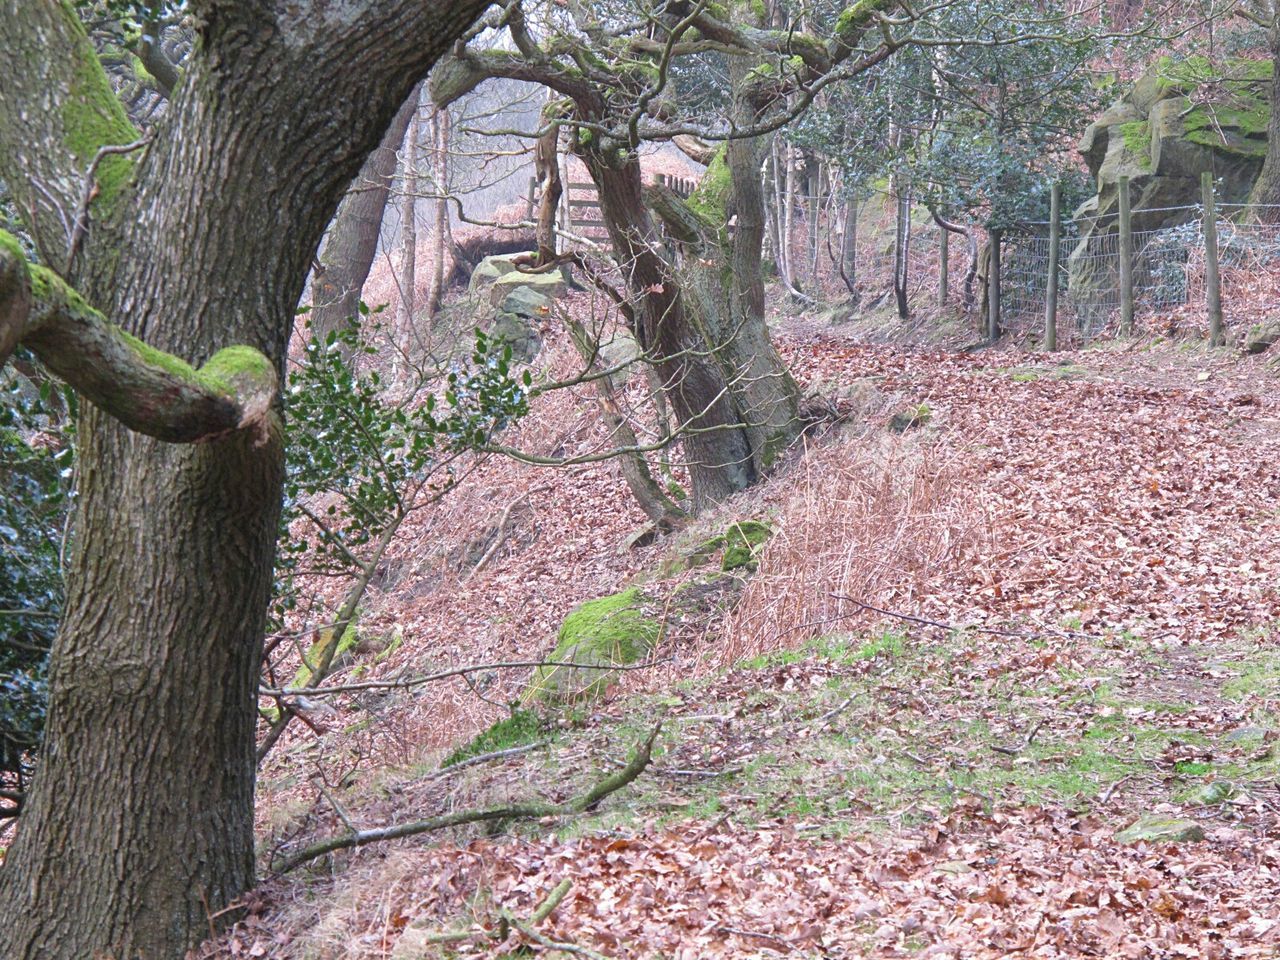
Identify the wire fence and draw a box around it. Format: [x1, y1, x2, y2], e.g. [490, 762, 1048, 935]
[1004, 203, 1280, 341]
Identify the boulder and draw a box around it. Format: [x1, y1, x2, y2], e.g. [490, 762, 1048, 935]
[523, 588, 661, 702]
[1114, 815, 1205, 844]
[467, 251, 526, 296]
[1068, 56, 1272, 321]
[488, 269, 566, 305]
[498, 285, 553, 319]
[1243, 320, 1280, 354]
[489, 311, 542, 364]
[721, 520, 773, 573]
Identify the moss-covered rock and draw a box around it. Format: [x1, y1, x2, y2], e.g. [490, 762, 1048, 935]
[523, 589, 662, 703]
[1068, 56, 1272, 320]
[1114, 815, 1205, 844]
[721, 520, 773, 572]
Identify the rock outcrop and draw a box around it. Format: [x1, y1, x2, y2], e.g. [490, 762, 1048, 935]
[1068, 57, 1272, 315]
[465, 252, 568, 363]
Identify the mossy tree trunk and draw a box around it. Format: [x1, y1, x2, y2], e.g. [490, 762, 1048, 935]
[1248, 11, 1280, 220]
[0, 3, 487, 959]
[583, 151, 757, 505]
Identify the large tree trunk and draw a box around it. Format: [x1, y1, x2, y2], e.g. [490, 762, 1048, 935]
[0, 4, 488, 959]
[311, 88, 421, 345]
[1249, 14, 1280, 220]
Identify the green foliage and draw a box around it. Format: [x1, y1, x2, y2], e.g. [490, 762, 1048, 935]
[0, 357, 75, 775]
[274, 312, 531, 621]
[796, 0, 1102, 228]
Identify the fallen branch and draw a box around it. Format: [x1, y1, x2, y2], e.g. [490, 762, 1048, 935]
[270, 719, 663, 874]
[467, 484, 551, 580]
[830, 595, 1100, 643]
[428, 740, 549, 779]
[260, 656, 665, 699]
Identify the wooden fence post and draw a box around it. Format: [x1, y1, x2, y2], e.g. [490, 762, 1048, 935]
[1045, 182, 1061, 352]
[1118, 176, 1134, 335]
[1202, 171, 1224, 347]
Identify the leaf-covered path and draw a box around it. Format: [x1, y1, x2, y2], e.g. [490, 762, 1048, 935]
[225, 336, 1280, 959]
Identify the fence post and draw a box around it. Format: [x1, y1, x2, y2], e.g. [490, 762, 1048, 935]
[1118, 176, 1134, 336]
[987, 227, 1002, 340]
[1202, 171, 1224, 347]
[938, 224, 949, 306]
[1045, 182, 1061, 352]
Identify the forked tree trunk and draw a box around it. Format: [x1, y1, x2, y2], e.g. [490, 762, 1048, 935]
[0, 4, 487, 958]
[582, 153, 755, 506]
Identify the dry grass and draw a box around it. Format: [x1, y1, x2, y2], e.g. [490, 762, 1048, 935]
[720, 432, 981, 665]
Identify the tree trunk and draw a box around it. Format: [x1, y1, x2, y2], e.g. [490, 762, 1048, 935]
[0, 4, 488, 958]
[894, 189, 911, 319]
[1248, 15, 1280, 220]
[840, 195, 858, 296]
[425, 106, 450, 320]
[533, 104, 564, 265]
[396, 100, 420, 365]
[311, 87, 421, 345]
[581, 152, 754, 506]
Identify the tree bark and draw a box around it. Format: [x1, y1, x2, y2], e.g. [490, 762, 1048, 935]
[0, 4, 488, 959]
[311, 87, 421, 346]
[425, 107, 450, 320]
[1248, 13, 1280, 220]
[396, 100, 420, 364]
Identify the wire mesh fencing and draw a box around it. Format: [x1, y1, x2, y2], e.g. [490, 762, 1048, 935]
[1004, 203, 1280, 342]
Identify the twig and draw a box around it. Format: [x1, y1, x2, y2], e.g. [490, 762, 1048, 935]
[657, 765, 743, 779]
[271, 719, 662, 873]
[506, 912, 615, 959]
[317, 782, 359, 833]
[830, 595, 1101, 642]
[530, 877, 573, 925]
[66, 135, 152, 270]
[1100, 775, 1131, 805]
[422, 877, 572, 946]
[717, 926, 794, 950]
[816, 694, 857, 727]
[991, 720, 1047, 756]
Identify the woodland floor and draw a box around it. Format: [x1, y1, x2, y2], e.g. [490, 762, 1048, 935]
[216, 313, 1280, 960]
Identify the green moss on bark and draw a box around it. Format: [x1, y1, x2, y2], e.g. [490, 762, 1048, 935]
[60, 1, 140, 213]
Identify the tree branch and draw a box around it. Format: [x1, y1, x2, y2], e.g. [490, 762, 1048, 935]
[270, 720, 663, 874]
[0, 232, 276, 444]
